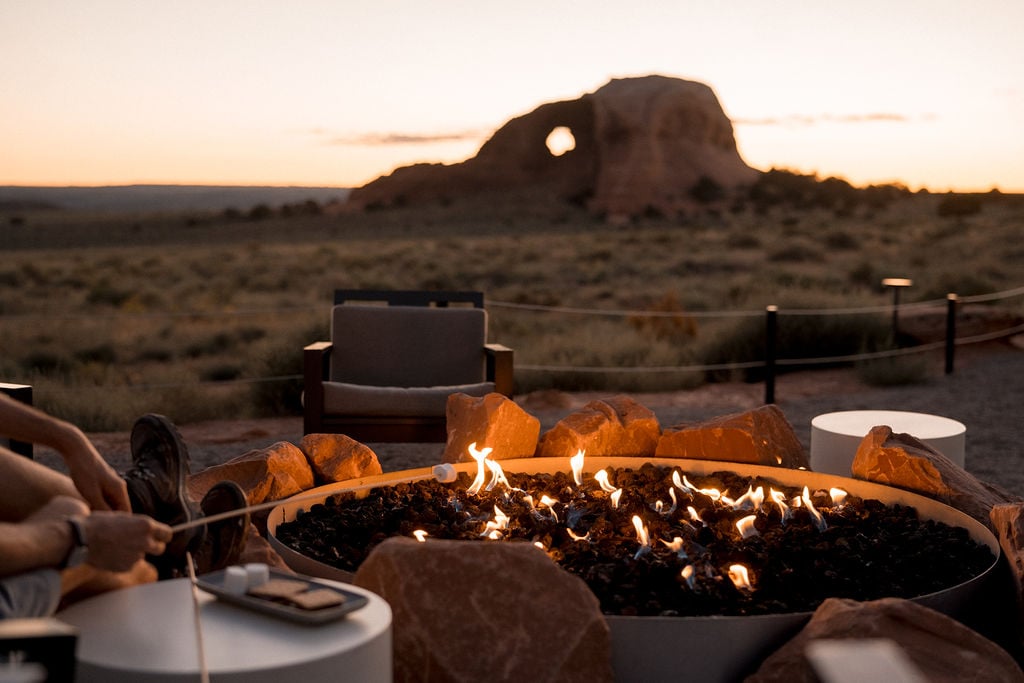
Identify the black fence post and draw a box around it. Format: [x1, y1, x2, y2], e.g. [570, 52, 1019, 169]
[765, 305, 777, 404]
[945, 293, 958, 375]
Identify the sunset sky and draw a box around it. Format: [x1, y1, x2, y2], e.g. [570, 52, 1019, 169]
[2, 1, 1022, 192]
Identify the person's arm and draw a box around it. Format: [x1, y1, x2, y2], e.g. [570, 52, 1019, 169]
[0, 497, 171, 577]
[0, 393, 129, 511]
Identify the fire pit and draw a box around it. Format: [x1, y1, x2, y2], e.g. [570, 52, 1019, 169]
[268, 456, 999, 682]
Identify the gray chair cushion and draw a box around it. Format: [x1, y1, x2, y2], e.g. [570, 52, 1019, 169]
[330, 305, 487, 387]
[323, 381, 495, 417]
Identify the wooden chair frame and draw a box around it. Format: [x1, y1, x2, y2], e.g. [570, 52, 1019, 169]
[303, 290, 513, 441]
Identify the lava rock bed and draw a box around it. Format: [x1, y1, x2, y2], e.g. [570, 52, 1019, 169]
[274, 463, 995, 617]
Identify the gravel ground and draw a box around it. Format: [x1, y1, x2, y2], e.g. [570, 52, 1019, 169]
[38, 342, 1024, 497]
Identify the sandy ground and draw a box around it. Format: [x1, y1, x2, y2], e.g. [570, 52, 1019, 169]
[35, 342, 1024, 497]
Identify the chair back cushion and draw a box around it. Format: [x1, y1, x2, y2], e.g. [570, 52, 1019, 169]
[330, 305, 487, 387]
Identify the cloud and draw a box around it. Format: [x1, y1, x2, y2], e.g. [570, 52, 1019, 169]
[320, 129, 488, 146]
[735, 112, 929, 126]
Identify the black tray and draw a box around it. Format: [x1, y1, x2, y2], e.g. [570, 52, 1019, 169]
[196, 568, 369, 625]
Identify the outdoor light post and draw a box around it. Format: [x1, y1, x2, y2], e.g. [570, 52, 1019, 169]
[882, 278, 913, 343]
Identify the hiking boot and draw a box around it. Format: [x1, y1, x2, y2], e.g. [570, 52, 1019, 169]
[193, 481, 250, 575]
[124, 414, 203, 576]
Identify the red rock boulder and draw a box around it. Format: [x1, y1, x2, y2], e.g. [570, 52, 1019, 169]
[187, 441, 314, 505]
[655, 404, 807, 468]
[353, 537, 612, 683]
[536, 395, 660, 458]
[300, 433, 382, 484]
[443, 392, 541, 462]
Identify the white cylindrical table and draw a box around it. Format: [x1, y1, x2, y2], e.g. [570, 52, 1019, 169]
[57, 578, 391, 683]
[810, 410, 966, 477]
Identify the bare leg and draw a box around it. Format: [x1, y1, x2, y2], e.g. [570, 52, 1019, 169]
[0, 446, 81, 521]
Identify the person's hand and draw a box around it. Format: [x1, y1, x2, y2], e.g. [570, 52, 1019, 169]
[81, 513, 173, 573]
[63, 435, 131, 512]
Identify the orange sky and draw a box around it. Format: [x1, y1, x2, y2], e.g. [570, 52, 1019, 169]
[1, 1, 1022, 192]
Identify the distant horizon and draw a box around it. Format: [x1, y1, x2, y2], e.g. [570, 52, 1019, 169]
[3, 2, 1022, 193]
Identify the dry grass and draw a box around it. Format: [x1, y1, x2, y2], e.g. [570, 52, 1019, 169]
[2, 190, 1022, 430]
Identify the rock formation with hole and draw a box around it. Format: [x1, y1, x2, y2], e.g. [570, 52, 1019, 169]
[347, 75, 759, 220]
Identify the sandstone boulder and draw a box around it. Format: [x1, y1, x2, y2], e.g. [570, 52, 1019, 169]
[747, 597, 1024, 682]
[852, 426, 1021, 530]
[442, 392, 540, 462]
[655, 404, 808, 468]
[299, 433, 382, 484]
[186, 441, 314, 506]
[536, 395, 660, 458]
[348, 75, 758, 220]
[353, 537, 612, 683]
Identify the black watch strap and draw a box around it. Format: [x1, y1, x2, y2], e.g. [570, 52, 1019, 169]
[60, 517, 89, 569]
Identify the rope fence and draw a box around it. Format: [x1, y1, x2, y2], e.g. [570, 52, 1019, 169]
[4, 284, 1024, 403]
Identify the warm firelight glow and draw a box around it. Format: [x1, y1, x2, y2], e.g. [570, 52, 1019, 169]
[413, 529, 428, 542]
[465, 442, 493, 495]
[730, 485, 765, 511]
[481, 505, 510, 540]
[736, 514, 759, 539]
[728, 564, 753, 591]
[566, 528, 591, 542]
[609, 488, 623, 509]
[570, 450, 586, 486]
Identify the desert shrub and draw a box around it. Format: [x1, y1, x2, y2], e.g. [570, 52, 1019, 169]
[726, 233, 761, 249]
[73, 344, 118, 365]
[936, 193, 982, 218]
[22, 350, 73, 374]
[627, 292, 697, 342]
[856, 354, 930, 387]
[249, 322, 325, 416]
[699, 310, 893, 382]
[822, 230, 859, 250]
[201, 364, 243, 382]
[768, 242, 822, 263]
[690, 176, 725, 204]
[86, 281, 133, 307]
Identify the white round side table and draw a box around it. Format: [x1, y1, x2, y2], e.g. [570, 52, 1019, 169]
[57, 577, 391, 683]
[810, 409, 966, 477]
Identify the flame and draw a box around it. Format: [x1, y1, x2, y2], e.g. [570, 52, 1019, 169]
[687, 505, 703, 524]
[681, 564, 696, 590]
[412, 529, 428, 542]
[769, 488, 792, 523]
[539, 494, 560, 522]
[570, 450, 586, 486]
[801, 486, 828, 531]
[481, 505, 510, 539]
[484, 458, 512, 492]
[736, 514, 759, 539]
[728, 564, 753, 591]
[631, 515, 652, 559]
[465, 442, 493, 495]
[609, 488, 623, 509]
[662, 536, 689, 560]
[533, 541, 546, 551]
[672, 470, 695, 493]
[731, 485, 765, 511]
[593, 469, 617, 493]
[829, 487, 848, 506]
[566, 528, 591, 542]
[662, 488, 679, 515]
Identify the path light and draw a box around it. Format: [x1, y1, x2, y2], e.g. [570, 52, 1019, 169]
[882, 277, 913, 342]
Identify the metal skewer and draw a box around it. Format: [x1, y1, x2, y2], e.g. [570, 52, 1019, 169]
[169, 463, 458, 534]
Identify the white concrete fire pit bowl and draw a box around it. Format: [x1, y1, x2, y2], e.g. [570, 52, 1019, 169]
[268, 457, 999, 683]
